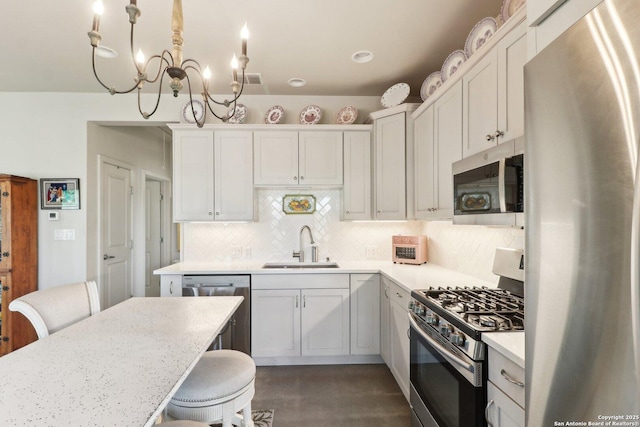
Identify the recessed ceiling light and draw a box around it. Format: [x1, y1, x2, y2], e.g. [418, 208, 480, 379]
[351, 50, 374, 63]
[95, 45, 118, 59]
[287, 78, 307, 88]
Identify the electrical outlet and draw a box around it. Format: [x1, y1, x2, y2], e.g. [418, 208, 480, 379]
[366, 246, 377, 259]
[230, 246, 242, 259]
[244, 246, 252, 259]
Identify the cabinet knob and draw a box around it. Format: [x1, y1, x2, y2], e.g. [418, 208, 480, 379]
[208, 212, 213, 216]
[2, 251, 9, 257]
[495, 130, 504, 139]
[345, 211, 350, 215]
[293, 176, 298, 181]
[300, 176, 304, 181]
[486, 134, 495, 141]
[2, 286, 9, 291]
[215, 212, 220, 216]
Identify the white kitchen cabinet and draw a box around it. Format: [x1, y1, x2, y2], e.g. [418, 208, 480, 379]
[173, 129, 215, 221]
[350, 274, 380, 355]
[252, 289, 301, 357]
[173, 129, 253, 221]
[380, 277, 392, 365]
[214, 131, 254, 221]
[342, 131, 372, 220]
[370, 104, 419, 220]
[462, 18, 526, 158]
[389, 280, 410, 401]
[301, 288, 350, 356]
[160, 274, 182, 297]
[414, 81, 463, 219]
[485, 347, 525, 427]
[251, 274, 350, 358]
[253, 131, 343, 186]
[486, 382, 525, 427]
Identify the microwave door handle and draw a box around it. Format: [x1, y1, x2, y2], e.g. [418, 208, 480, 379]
[408, 313, 474, 373]
[498, 158, 507, 212]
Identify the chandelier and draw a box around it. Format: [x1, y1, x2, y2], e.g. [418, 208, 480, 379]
[87, 0, 249, 127]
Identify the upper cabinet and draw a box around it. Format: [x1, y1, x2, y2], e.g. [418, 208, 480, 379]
[462, 18, 526, 157]
[369, 104, 419, 220]
[342, 131, 372, 220]
[254, 130, 343, 187]
[414, 81, 463, 219]
[173, 128, 253, 222]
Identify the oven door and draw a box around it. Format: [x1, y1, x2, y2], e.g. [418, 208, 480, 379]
[408, 313, 486, 427]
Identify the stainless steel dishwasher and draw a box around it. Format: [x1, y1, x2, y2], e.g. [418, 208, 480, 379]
[182, 274, 250, 355]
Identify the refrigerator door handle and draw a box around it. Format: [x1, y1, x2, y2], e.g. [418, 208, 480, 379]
[498, 158, 507, 212]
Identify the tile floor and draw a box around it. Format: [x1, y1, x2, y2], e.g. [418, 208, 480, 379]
[251, 364, 411, 426]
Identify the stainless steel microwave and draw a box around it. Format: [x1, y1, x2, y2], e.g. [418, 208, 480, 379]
[452, 137, 524, 226]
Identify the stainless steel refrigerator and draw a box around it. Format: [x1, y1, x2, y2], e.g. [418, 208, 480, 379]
[525, 0, 640, 424]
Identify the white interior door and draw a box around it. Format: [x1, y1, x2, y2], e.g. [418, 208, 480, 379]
[101, 162, 132, 309]
[145, 179, 162, 297]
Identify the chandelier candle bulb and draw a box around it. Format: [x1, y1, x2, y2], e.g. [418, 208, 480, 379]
[241, 23, 249, 56]
[135, 49, 145, 64]
[92, 0, 103, 32]
[231, 55, 239, 83]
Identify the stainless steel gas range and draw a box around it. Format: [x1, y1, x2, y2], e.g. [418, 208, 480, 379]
[408, 248, 524, 427]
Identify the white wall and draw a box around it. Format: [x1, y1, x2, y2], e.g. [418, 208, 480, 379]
[0, 91, 382, 290]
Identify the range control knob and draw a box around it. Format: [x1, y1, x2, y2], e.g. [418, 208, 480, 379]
[414, 304, 426, 316]
[408, 300, 415, 311]
[450, 332, 466, 346]
[439, 324, 453, 337]
[425, 312, 439, 326]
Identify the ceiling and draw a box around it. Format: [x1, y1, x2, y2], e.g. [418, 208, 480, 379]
[1, 0, 506, 99]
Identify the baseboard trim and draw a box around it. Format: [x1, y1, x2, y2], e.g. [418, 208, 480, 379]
[254, 354, 384, 366]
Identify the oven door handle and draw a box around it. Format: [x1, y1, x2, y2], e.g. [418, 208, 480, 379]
[408, 313, 474, 373]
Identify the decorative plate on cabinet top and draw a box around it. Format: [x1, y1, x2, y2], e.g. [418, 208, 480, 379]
[420, 71, 443, 101]
[336, 106, 358, 124]
[226, 103, 247, 124]
[380, 82, 410, 108]
[441, 50, 467, 82]
[265, 105, 284, 124]
[464, 17, 498, 58]
[495, 13, 505, 28]
[182, 100, 205, 124]
[501, 0, 526, 22]
[299, 105, 322, 124]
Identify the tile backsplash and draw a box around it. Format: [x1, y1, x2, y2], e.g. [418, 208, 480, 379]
[181, 189, 524, 283]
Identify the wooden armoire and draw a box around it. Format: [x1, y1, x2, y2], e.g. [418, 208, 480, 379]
[0, 174, 38, 355]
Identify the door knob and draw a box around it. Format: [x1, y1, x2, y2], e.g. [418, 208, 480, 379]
[103, 254, 115, 260]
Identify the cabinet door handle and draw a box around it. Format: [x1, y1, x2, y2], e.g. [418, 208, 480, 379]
[500, 369, 525, 387]
[384, 285, 389, 299]
[169, 281, 174, 295]
[396, 292, 402, 298]
[295, 295, 299, 308]
[486, 134, 496, 141]
[495, 130, 504, 139]
[103, 254, 115, 260]
[485, 399, 495, 427]
[303, 295, 306, 308]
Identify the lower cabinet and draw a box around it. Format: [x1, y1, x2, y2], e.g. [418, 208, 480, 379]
[380, 277, 392, 365]
[251, 274, 351, 358]
[350, 274, 380, 355]
[160, 275, 182, 297]
[486, 382, 525, 427]
[385, 278, 411, 401]
[486, 347, 525, 427]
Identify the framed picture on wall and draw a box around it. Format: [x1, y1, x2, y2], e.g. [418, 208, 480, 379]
[40, 178, 80, 210]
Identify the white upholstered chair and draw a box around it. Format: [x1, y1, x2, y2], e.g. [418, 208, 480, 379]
[8, 281, 101, 339]
[166, 349, 256, 427]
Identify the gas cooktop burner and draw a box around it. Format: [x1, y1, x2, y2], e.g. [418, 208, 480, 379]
[412, 286, 525, 333]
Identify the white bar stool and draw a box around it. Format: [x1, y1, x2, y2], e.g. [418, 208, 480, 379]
[166, 349, 256, 427]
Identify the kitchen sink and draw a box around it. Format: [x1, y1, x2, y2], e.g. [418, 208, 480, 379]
[261, 262, 340, 269]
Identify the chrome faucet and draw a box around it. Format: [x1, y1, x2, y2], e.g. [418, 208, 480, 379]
[292, 225, 317, 262]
